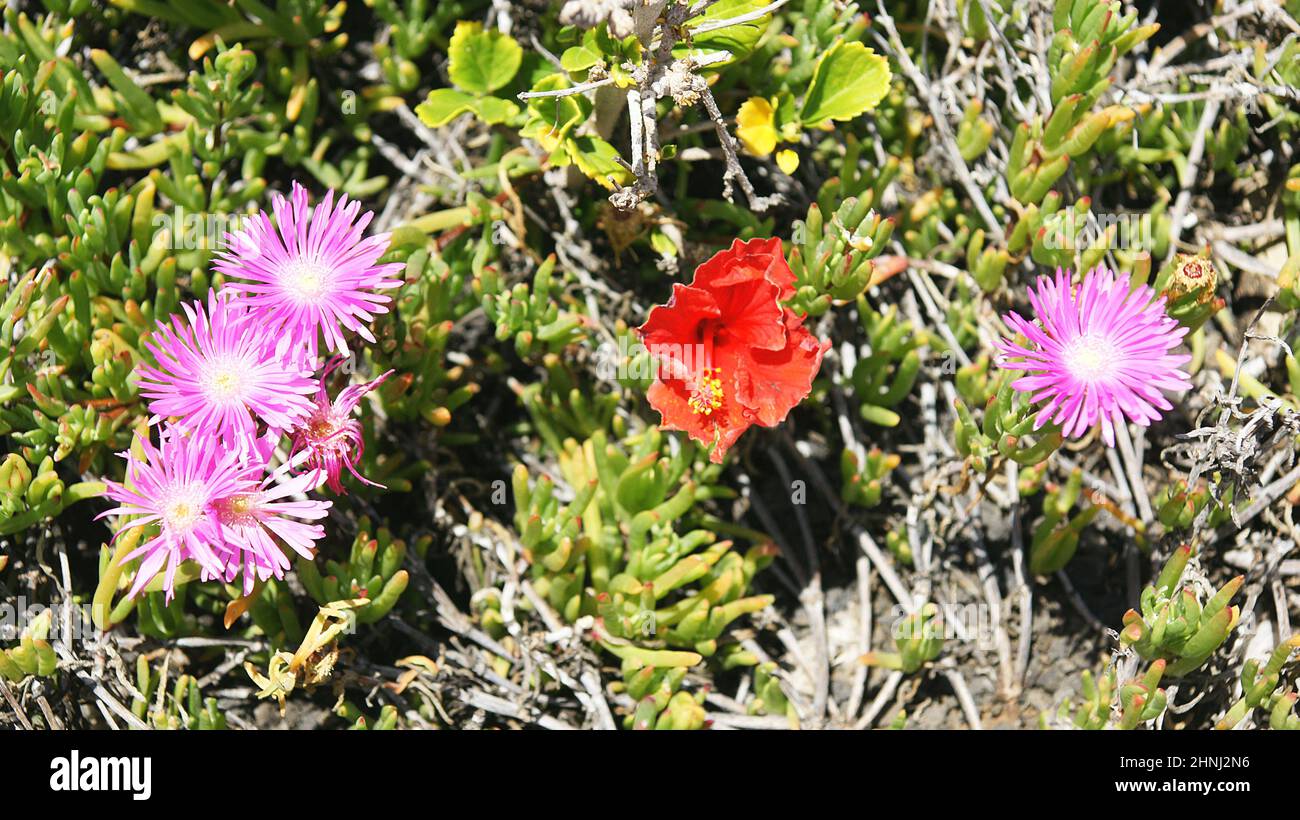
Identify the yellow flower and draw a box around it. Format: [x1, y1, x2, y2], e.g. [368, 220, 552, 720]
[736, 96, 778, 157]
[775, 149, 800, 175]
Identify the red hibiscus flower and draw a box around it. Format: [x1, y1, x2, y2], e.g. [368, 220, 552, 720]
[637, 237, 829, 463]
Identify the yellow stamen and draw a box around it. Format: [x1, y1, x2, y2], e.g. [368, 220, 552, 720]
[214, 494, 257, 526]
[688, 367, 724, 416]
[166, 501, 197, 529]
[282, 257, 330, 300]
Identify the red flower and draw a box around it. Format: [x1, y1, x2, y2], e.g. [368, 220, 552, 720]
[637, 237, 828, 463]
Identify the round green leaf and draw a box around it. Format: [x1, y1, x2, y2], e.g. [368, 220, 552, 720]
[799, 41, 891, 126]
[472, 96, 520, 125]
[448, 21, 523, 95]
[560, 44, 602, 73]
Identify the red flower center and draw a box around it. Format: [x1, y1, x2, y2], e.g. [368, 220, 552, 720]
[688, 367, 724, 416]
[635, 237, 828, 462]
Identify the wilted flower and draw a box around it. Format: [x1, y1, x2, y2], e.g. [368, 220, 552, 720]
[997, 267, 1192, 446]
[211, 470, 332, 595]
[135, 289, 317, 454]
[289, 360, 395, 493]
[215, 181, 404, 357]
[637, 237, 828, 463]
[99, 427, 259, 601]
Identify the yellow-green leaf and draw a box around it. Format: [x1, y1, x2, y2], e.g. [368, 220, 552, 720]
[677, 0, 772, 66]
[448, 21, 522, 95]
[560, 44, 602, 73]
[569, 135, 632, 189]
[800, 41, 891, 126]
[472, 96, 520, 125]
[415, 88, 476, 127]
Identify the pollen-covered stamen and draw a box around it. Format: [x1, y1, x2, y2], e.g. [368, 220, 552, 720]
[1063, 332, 1119, 383]
[200, 355, 251, 403]
[688, 367, 725, 415]
[281, 256, 332, 301]
[308, 416, 332, 438]
[213, 493, 258, 527]
[161, 483, 208, 533]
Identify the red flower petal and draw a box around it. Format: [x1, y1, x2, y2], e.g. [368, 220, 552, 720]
[646, 377, 752, 463]
[690, 238, 792, 351]
[638, 283, 722, 364]
[694, 237, 796, 301]
[733, 309, 829, 427]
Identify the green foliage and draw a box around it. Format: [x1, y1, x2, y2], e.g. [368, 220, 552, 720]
[786, 196, 894, 317]
[954, 371, 1064, 474]
[297, 518, 419, 625]
[0, 609, 58, 682]
[415, 21, 522, 126]
[337, 700, 400, 729]
[518, 355, 621, 453]
[1153, 479, 1233, 533]
[510, 424, 775, 728]
[131, 655, 227, 729]
[997, 0, 1157, 272]
[846, 299, 924, 428]
[840, 447, 899, 509]
[1120, 546, 1243, 678]
[370, 243, 479, 430]
[368, 0, 462, 91]
[1050, 660, 1168, 730]
[798, 42, 890, 126]
[748, 662, 798, 726]
[1029, 468, 1099, 575]
[861, 602, 943, 674]
[477, 254, 588, 359]
[1217, 637, 1300, 730]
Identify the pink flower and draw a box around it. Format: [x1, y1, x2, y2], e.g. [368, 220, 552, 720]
[210, 470, 332, 595]
[996, 267, 1192, 446]
[98, 427, 259, 601]
[215, 181, 404, 357]
[135, 289, 318, 454]
[289, 360, 394, 493]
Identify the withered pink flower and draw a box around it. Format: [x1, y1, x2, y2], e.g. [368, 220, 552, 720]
[289, 360, 395, 493]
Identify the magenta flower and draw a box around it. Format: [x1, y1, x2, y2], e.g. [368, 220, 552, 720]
[211, 470, 332, 595]
[99, 427, 259, 601]
[997, 267, 1192, 446]
[289, 360, 394, 494]
[215, 182, 404, 357]
[135, 290, 318, 454]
